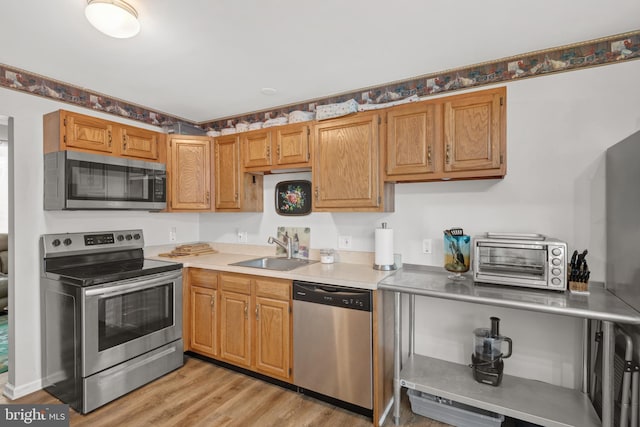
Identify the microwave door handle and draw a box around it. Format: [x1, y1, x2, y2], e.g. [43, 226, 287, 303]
[84, 271, 181, 297]
[478, 242, 545, 250]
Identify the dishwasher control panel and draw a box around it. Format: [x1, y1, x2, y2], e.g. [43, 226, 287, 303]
[293, 281, 371, 312]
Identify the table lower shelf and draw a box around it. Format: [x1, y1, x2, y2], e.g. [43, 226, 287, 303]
[400, 354, 600, 427]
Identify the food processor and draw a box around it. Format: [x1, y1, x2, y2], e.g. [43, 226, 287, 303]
[471, 317, 512, 386]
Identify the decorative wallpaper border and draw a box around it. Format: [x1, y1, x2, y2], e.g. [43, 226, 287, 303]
[0, 64, 191, 129]
[1, 29, 639, 132]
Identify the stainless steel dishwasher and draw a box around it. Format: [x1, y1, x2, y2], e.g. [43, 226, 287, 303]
[293, 281, 373, 414]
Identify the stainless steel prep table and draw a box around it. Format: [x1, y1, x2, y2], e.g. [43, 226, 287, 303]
[378, 265, 640, 427]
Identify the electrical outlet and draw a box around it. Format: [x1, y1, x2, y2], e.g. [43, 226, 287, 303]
[422, 239, 432, 254]
[338, 235, 352, 249]
[237, 231, 248, 243]
[169, 227, 177, 242]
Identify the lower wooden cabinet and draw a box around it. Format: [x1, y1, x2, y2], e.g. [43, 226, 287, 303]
[187, 269, 292, 383]
[186, 268, 219, 355]
[190, 286, 218, 356]
[219, 274, 252, 367]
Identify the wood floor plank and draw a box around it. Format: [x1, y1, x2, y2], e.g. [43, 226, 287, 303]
[1, 356, 449, 426]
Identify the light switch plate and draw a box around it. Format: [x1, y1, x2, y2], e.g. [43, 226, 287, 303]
[422, 239, 432, 254]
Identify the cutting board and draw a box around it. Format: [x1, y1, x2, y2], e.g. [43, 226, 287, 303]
[158, 243, 218, 258]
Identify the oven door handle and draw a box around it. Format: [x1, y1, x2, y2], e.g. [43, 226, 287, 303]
[84, 271, 181, 297]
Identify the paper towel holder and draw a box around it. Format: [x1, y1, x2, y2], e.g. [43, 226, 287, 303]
[373, 222, 398, 271]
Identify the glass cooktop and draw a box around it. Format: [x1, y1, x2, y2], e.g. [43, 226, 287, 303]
[46, 258, 182, 287]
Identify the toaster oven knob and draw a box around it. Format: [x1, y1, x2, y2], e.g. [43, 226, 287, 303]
[125, 234, 133, 241]
[552, 268, 562, 276]
[133, 233, 141, 240]
[552, 258, 561, 266]
[52, 239, 61, 247]
[551, 277, 562, 286]
[116, 234, 125, 242]
[63, 238, 72, 246]
[551, 248, 562, 256]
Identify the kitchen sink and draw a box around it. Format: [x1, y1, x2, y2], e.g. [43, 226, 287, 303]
[229, 257, 318, 271]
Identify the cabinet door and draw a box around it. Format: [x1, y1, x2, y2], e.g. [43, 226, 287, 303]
[169, 136, 211, 210]
[64, 112, 113, 153]
[214, 136, 241, 210]
[190, 286, 217, 356]
[313, 113, 381, 209]
[219, 290, 251, 367]
[121, 125, 159, 160]
[276, 124, 310, 166]
[255, 296, 291, 381]
[443, 89, 504, 173]
[242, 130, 272, 168]
[386, 102, 439, 176]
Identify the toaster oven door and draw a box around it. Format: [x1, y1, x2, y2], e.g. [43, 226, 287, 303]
[474, 242, 549, 287]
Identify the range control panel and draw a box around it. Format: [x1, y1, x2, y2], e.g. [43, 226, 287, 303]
[293, 281, 372, 312]
[42, 229, 145, 256]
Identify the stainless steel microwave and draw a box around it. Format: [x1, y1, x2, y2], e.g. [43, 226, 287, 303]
[473, 233, 567, 291]
[44, 151, 166, 210]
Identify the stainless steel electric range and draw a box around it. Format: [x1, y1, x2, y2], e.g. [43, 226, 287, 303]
[40, 229, 184, 414]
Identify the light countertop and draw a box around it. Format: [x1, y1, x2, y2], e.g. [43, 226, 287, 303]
[145, 244, 393, 290]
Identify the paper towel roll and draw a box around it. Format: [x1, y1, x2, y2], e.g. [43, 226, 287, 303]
[375, 226, 395, 267]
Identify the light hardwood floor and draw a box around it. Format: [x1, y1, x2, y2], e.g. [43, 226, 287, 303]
[0, 356, 448, 427]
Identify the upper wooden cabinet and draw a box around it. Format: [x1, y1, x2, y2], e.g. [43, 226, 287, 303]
[443, 88, 505, 176]
[214, 135, 263, 212]
[43, 109, 164, 162]
[214, 135, 242, 210]
[384, 87, 506, 182]
[242, 123, 311, 171]
[167, 135, 212, 211]
[385, 101, 441, 178]
[312, 112, 393, 212]
[120, 125, 159, 160]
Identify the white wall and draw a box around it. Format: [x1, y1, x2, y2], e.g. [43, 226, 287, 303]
[201, 60, 640, 388]
[0, 90, 200, 398]
[2, 58, 639, 397]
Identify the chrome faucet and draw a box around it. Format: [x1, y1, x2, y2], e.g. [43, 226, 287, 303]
[267, 236, 292, 259]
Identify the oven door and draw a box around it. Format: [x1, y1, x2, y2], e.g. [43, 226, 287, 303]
[82, 270, 182, 377]
[474, 241, 549, 288]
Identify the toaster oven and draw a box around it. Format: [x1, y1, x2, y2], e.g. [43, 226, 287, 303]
[473, 233, 567, 291]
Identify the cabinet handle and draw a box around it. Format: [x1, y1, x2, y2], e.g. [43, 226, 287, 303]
[314, 186, 318, 201]
[206, 191, 210, 204]
[427, 145, 432, 166]
[266, 145, 271, 158]
[122, 134, 127, 151]
[277, 144, 280, 157]
[446, 144, 451, 164]
[255, 305, 259, 320]
[108, 130, 112, 147]
[234, 192, 238, 201]
[244, 303, 248, 319]
[210, 296, 215, 310]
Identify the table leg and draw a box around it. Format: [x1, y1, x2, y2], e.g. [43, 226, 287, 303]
[409, 294, 415, 356]
[393, 291, 401, 425]
[602, 320, 615, 427]
[583, 318, 591, 394]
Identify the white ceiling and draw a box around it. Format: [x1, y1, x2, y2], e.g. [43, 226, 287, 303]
[1, 1, 639, 123]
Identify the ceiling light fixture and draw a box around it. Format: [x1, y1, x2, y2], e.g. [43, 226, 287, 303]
[85, 0, 140, 39]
